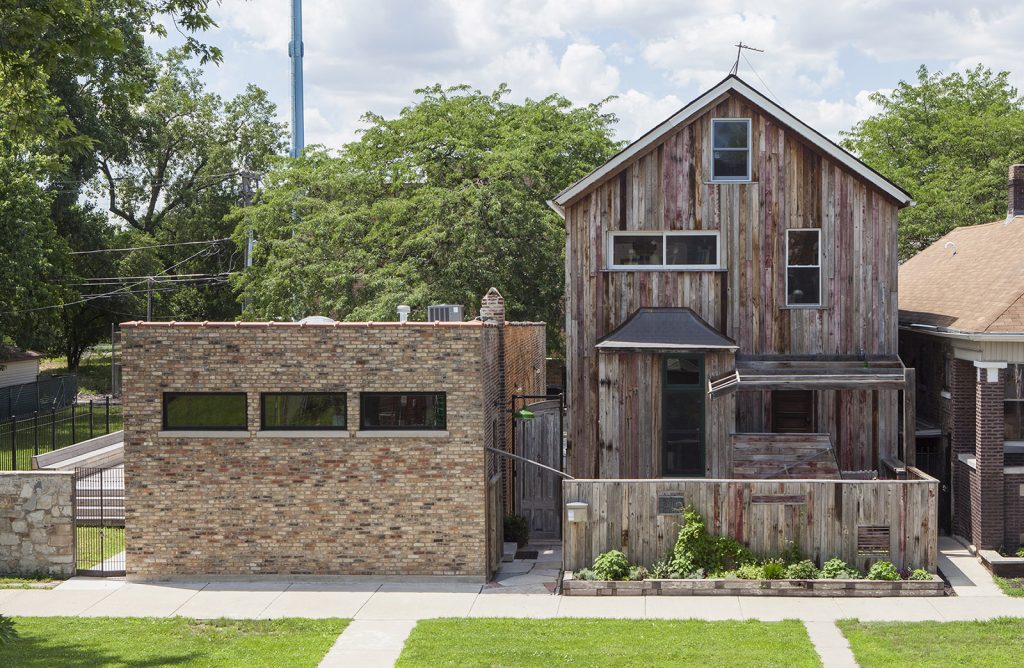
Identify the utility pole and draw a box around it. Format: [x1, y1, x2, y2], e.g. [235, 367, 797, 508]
[289, 0, 304, 158]
[240, 171, 256, 312]
[146, 276, 153, 321]
[730, 42, 764, 76]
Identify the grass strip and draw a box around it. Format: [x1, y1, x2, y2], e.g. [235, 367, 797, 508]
[837, 618, 1024, 667]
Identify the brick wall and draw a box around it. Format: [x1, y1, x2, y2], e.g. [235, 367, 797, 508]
[0, 471, 74, 577]
[951, 358, 976, 539]
[122, 322, 504, 579]
[972, 365, 1005, 549]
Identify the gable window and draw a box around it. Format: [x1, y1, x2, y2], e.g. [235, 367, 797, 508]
[163, 392, 247, 430]
[711, 118, 751, 181]
[261, 392, 347, 430]
[786, 229, 821, 306]
[1006, 365, 1024, 440]
[360, 392, 446, 430]
[609, 231, 720, 270]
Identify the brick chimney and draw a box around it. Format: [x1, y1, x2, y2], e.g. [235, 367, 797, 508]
[480, 288, 505, 324]
[1010, 164, 1024, 218]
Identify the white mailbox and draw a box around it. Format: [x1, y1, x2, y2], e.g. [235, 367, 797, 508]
[566, 501, 589, 523]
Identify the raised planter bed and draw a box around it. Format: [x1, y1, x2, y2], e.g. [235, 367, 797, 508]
[978, 550, 1024, 578]
[562, 573, 945, 597]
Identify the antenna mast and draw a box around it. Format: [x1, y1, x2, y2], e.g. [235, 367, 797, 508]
[730, 42, 764, 75]
[289, 0, 304, 158]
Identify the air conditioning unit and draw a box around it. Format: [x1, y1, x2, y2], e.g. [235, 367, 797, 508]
[427, 304, 463, 322]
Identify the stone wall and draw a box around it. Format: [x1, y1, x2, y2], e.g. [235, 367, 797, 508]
[121, 321, 505, 579]
[0, 471, 74, 577]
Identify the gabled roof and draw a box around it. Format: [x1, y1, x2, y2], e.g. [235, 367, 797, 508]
[552, 74, 914, 208]
[596, 308, 738, 352]
[899, 217, 1024, 334]
[0, 345, 42, 364]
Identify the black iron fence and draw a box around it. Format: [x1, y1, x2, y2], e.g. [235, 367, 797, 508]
[0, 399, 123, 471]
[0, 373, 77, 419]
[75, 466, 125, 576]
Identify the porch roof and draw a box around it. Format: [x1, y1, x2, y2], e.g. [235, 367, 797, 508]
[708, 355, 909, 397]
[596, 307, 738, 353]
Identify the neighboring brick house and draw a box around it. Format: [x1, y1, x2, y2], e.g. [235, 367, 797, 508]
[121, 290, 544, 580]
[899, 165, 1024, 551]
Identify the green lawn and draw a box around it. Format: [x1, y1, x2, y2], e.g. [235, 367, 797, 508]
[994, 576, 1024, 597]
[0, 617, 348, 667]
[76, 526, 125, 570]
[0, 403, 122, 470]
[41, 347, 113, 396]
[396, 618, 821, 667]
[838, 618, 1024, 667]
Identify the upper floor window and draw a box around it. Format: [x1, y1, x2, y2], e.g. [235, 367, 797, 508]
[163, 392, 247, 430]
[360, 392, 447, 430]
[261, 392, 347, 430]
[711, 118, 751, 181]
[1006, 365, 1024, 440]
[786, 229, 821, 306]
[609, 231, 720, 270]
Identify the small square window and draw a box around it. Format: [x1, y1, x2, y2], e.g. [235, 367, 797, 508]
[711, 119, 751, 181]
[786, 229, 821, 306]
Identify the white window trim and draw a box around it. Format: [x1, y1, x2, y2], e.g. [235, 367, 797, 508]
[607, 230, 721, 271]
[710, 118, 752, 182]
[785, 228, 822, 307]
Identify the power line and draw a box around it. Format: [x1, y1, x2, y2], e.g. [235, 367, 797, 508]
[742, 53, 782, 104]
[68, 272, 235, 285]
[71, 238, 231, 255]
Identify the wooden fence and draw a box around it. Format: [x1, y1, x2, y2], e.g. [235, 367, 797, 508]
[563, 470, 938, 572]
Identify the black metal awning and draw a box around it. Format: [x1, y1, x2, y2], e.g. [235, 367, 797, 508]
[596, 308, 738, 353]
[708, 356, 909, 397]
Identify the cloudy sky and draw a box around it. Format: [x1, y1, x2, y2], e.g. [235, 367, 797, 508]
[158, 0, 1024, 149]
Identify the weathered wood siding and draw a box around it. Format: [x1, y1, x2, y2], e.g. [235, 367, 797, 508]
[565, 92, 902, 478]
[563, 472, 938, 573]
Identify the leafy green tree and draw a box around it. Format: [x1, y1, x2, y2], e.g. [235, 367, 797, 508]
[842, 65, 1024, 259]
[234, 84, 620, 349]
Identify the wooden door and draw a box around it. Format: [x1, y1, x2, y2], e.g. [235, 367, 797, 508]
[514, 399, 563, 539]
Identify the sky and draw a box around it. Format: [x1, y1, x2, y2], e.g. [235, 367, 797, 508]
[156, 0, 1024, 149]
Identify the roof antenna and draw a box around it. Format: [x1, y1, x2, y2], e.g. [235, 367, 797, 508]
[730, 42, 764, 75]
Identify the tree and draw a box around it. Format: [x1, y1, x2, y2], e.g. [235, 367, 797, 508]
[234, 84, 621, 349]
[841, 65, 1024, 259]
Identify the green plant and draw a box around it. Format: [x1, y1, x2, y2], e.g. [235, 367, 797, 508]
[1016, 547, 1024, 558]
[649, 559, 673, 579]
[779, 541, 804, 565]
[820, 557, 860, 579]
[909, 568, 932, 581]
[628, 566, 650, 581]
[736, 563, 764, 580]
[785, 560, 820, 580]
[866, 561, 900, 581]
[503, 515, 530, 548]
[0, 615, 17, 645]
[760, 559, 786, 580]
[670, 506, 754, 576]
[574, 568, 596, 581]
[593, 550, 631, 581]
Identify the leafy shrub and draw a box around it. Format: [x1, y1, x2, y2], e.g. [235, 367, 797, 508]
[574, 568, 596, 581]
[593, 550, 631, 581]
[670, 506, 754, 576]
[779, 541, 804, 565]
[649, 559, 674, 579]
[909, 568, 932, 581]
[628, 566, 650, 581]
[1017, 547, 1024, 558]
[736, 563, 764, 580]
[820, 558, 860, 579]
[761, 559, 786, 580]
[503, 514, 530, 548]
[867, 561, 900, 581]
[785, 559, 820, 580]
[0, 615, 17, 645]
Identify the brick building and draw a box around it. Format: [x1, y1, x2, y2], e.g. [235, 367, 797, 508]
[121, 290, 544, 580]
[899, 165, 1024, 551]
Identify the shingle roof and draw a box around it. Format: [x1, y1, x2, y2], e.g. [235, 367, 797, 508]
[898, 217, 1024, 333]
[596, 308, 738, 351]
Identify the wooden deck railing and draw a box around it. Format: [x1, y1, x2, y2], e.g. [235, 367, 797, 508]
[563, 473, 938, 572]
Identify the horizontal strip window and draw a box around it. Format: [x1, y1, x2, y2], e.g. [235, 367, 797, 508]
[360, 392, 446, 431]
[162, 392, 247, 431]
[261, 392, 347, 430]
[608, 231, 720, 270]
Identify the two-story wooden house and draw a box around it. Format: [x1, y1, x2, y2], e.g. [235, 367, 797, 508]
[551, 75, 918, 482]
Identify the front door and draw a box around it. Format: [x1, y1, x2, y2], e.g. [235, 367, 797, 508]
[662, 355, 705, 477]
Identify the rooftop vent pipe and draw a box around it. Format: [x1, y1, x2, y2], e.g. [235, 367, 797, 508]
[397, 305, 411, 323]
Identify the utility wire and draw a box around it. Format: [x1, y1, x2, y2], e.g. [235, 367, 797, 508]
[742, 53, 782, 104]
[70, 237, 231, 255]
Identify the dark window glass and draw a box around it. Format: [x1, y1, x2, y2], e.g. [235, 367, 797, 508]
[262, 393, 347, 430]
[665, 357, 701, 386]
[163, 393, 247, 430]
[612, 235, 662, 266]
[1006, 365, 1024, 440]
[712, 150, 748, 178]
[787, 268, 821, 305]
[713, 120, 749, 148]
[712, 120, 750, 181]
[773, 390, 815, 433]
[360, 393, 446, 430]
[787, 230, 819, 266]
[666, 234, 718, 266]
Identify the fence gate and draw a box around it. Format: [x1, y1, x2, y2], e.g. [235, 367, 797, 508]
[514, 399, 563, 540]
[74, 466, 125, 576]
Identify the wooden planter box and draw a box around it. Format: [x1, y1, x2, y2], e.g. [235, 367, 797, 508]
[562, 573, 945, 597]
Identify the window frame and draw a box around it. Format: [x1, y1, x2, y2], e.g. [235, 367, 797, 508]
[260, 391, 348, 431]
[1006, 364, 1024, 441]
[359, 392, 448, 431]
[710, 118, 752, 182]
[607, 230, 721, 271]
[785, 228, 822, 307]
[162, 391, 248, 431]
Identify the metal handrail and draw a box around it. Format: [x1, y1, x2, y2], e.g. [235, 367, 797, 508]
[486, 446, 574, 479]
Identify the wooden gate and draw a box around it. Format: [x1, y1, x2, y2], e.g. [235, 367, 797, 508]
[514, 399, 563, 539]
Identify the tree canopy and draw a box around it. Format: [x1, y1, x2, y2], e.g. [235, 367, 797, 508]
[233, 84, 621, 348]
[841, 65, 1024, 259]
